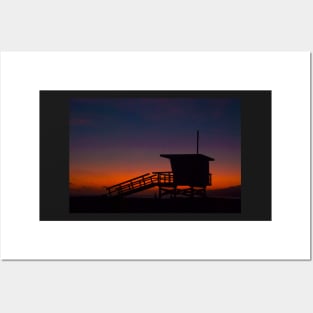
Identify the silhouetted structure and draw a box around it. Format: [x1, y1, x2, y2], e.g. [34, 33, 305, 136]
[158, 153, 214, 198]
[105, 131, 215, 198]
[106, 172, 173, 198]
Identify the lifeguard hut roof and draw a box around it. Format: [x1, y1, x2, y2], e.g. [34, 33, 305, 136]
[160, 154, 214, 161]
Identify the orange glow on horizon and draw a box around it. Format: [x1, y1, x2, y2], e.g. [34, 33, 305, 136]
[70, 166, 241, 195]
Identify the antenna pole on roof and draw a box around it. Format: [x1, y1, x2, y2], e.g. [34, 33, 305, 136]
[197, 130, 199, 154]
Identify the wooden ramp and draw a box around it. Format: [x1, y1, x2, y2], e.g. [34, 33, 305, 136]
[105, 172, 174, 197]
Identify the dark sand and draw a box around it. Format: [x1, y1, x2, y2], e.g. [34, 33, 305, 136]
[70, 196, 241, 214]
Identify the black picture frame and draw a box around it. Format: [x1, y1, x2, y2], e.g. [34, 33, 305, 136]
[40, 90, 271, 221]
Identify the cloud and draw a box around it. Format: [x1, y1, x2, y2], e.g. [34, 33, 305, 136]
[70, 118, 91, 126]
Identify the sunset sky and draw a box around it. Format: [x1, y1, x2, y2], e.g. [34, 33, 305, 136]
[69, 97, 241, 196]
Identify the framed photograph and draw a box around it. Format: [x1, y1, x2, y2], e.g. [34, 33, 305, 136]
[40, 90, 271, 221]
[0, 52, 310, 260]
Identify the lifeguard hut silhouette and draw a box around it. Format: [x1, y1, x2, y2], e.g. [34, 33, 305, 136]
[105, 131, 214, 198]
